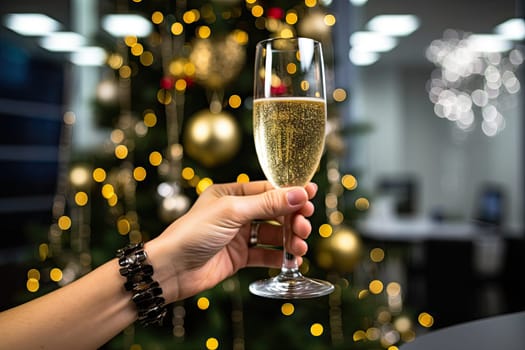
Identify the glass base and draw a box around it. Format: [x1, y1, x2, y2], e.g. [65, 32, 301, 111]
[249, 270, 334, 299]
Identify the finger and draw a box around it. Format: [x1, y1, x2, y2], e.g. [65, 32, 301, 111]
[291, 215, 312, 240]
[286, 235, 308, 257]
[211, 180, 274, 197]
[297, 201, 314, 217]
[230, 187, 309, 222]
[305, 182, 318, 199]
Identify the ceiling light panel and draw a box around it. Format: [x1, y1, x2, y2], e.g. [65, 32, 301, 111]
[366, 14, 420, 37]
[4, 13, 61, 36]
[102, 14, 153, 37]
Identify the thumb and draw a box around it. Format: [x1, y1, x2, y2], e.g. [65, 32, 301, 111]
[235, 187, 309, 222]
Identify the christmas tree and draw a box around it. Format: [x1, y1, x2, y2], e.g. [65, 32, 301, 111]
[22, 0, 427, 348]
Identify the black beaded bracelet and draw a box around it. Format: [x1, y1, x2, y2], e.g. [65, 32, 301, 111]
[116, 242, 167, 327]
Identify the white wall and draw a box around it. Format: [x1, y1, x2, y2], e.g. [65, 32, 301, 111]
[357, 64, 523, 229]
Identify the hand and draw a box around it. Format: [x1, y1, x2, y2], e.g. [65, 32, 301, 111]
[146, 181, 318, 302]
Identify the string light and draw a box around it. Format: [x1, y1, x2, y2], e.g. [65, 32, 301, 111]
[369, 280, 384, 294]
[310, 323, 324, 336]
[197, 297, 210, 310]
[236, 173, 250, 183]
[418, 312, 434, 327]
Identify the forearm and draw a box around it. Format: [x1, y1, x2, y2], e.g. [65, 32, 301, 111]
[0, 259, 136, 349]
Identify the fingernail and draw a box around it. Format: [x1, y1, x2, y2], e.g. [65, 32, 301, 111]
[287, 189, 304, 206]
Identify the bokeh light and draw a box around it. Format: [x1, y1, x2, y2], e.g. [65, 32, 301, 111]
[50, 268, 63, 282]
[197, 297, 210, 310]
[75, 191, 88, 206]
[369, 279, 384, 294]
[310, 323, 324, 336]
[58, 215, 72, 230]
[281, 302, 295, 316]
[370, 247, 385, 262]
[205, 337, 219, 350]
[236, 173, 250, 183]
[319, 223, 333, 238]
[418, 312, 434, 327]
[92, 168, 106, 182]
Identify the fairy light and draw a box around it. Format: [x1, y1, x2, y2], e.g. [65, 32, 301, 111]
[319, 223, 333, 238]
[366, 327, 381, 341]
[358, 289, 369, 299]
[353, 330, 366, 341]
[101, 184, 115, 199]
[26, 278, 39, 292]
[310, 323, 324, 336]
[181, 167, 195, 180]
[124, 35, 137, 47]
[92, 168, 106, 182]
[197, 297, 210, 310]
[133, 166, 147, 181]
[333, 88, 347, 102]
[175, 79, 187, 91]
[140, 51, 154, 66]
[27, 268, 40, 280]
[205, 337, 219, 350]
[119, 65, 132, 79]
[115, 144, 129, 159]
[74, 191, 88, 206]
[197, 26, 211, 39]
[58, 215, 72, 230]
[370, 247, 385, 262]
[50, 268, 63, 282]
[117, 217, 131, 235]
[196, 177, 213, 194]
[171, 22, 184, 35]
[151, 11, 163, 24]
[157, 89, 172, 104]
[130, 43, 143, 56]
[251, 5, 264, 17]
[281, 303, 295, 316]
[149, 151, 162, 166]
[228, 94, 242, 108]
[236, 173, 250, 183]
[355, 197, 370, 210]
[418, 312, 434, 328]
[369, 280, 384, 294]
[39, 243, 49, 261]
[324, 14, 336, 26]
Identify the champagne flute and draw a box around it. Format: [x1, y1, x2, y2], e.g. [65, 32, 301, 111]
[250, 37, 334, 299]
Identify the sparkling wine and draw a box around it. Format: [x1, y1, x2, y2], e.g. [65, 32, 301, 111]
[253, 97, 326, 188]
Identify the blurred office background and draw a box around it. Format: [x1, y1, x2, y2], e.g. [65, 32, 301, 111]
[0, 0, 523, 349]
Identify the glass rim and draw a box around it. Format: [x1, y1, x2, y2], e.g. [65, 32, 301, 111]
[256, 36, 321, 47]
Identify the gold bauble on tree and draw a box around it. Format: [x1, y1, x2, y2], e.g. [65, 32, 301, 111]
[183, 109, 241, 167]
[189, 32, 246, 90]
[317, 226, 363, 273]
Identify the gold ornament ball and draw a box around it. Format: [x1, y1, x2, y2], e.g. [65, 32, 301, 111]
[183, 109, 242, 167]
[189, 33, 246, 90]
[317, 226, 363, 273]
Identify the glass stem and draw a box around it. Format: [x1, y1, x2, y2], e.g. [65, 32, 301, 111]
[281, 214, 302, 277]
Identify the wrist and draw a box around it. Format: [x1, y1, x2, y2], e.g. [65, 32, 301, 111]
[143, 238, 182, 303]
[117, 242, 168, 326]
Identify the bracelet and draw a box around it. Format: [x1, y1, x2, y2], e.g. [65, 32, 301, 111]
[116, 242, 168, 326]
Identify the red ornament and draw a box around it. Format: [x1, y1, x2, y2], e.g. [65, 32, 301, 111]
[184, 77, 194, 88]
[267, 7, 284, 20]
[271, 83, 287, 95]
[160, 76, 175, 89]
